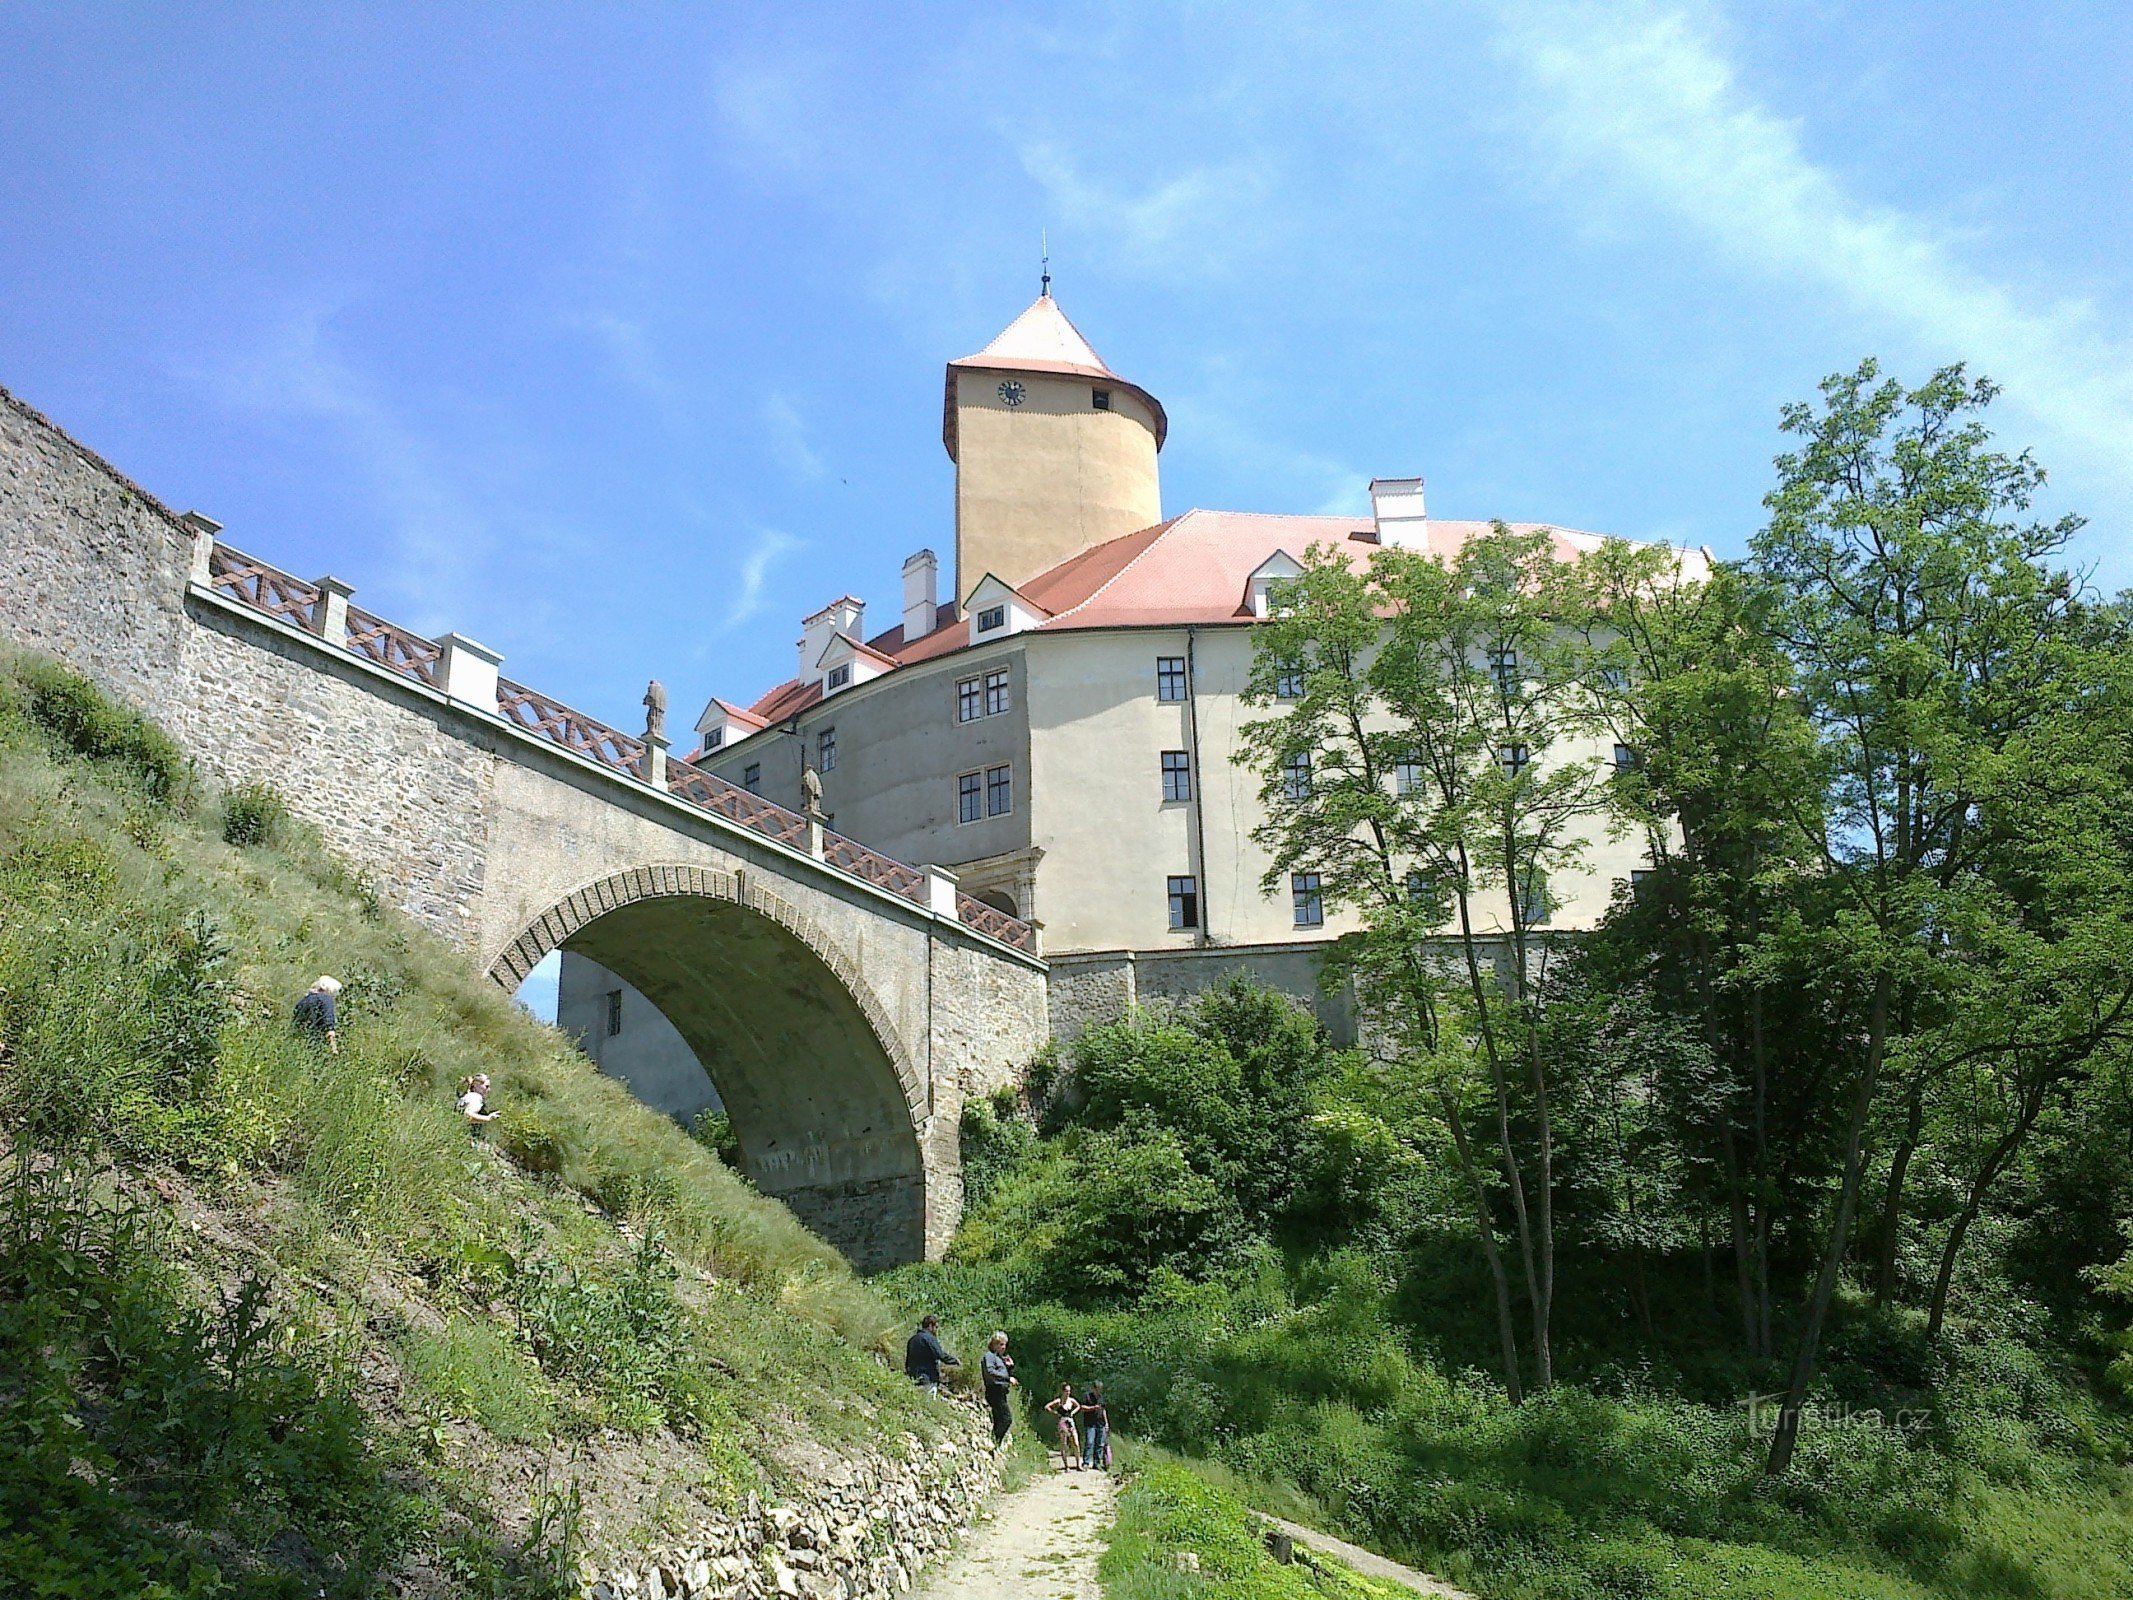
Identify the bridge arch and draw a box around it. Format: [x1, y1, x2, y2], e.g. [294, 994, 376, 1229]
[488, 862, 930, 1269]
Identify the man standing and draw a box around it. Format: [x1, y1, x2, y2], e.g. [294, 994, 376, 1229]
[981, 1331, 1017, 1444]
[903, 1314, 959, 1395]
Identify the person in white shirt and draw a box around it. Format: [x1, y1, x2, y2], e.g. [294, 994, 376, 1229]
[456, 1073, 499, 1136]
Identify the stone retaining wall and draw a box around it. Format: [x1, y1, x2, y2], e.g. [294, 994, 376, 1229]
[587, 1407, 1000, 1600]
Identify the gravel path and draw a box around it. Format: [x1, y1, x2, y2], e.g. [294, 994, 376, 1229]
[917, 1461, 1114, 1600]
[1261, 1514, 1476, 1598]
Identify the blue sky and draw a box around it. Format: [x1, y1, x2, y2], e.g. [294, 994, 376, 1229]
[4, 1, 2129, 732]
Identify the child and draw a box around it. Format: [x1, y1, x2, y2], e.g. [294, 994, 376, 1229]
[456, 1074, 499, 1136]
[1043, 1382, 1082, 1471]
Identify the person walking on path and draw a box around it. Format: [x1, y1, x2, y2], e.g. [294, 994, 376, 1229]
[904, 1315, 960, 1395]
[1078, 1383, 1110, 1472]
[981, 1331, 1018, 1445]
[1044, 1383, 1083, 1470]
[456, 1074, 499, 1136]
[292, 976, 342, 1054]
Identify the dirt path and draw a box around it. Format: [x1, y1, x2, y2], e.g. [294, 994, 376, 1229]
[1262, 1514, 1477, 1598]
[917, 1461, 1114, 1600]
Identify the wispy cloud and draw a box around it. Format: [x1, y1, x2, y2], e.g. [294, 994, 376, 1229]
[188, 294, 505, 635]
[1018, 142, 1271, 284]
[726, 527, 800, 631]
[1490, 1, 2133, 495]
[761, 392, 824, 481]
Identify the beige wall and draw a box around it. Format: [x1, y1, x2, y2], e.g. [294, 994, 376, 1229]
[952, 367, 1160, 600]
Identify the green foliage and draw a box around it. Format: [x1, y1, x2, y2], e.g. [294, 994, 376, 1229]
[220, 782, 288, 847]
[397, 1312, 556, 1442]
[12, 655, 192, 804]
[957, 1088, 1033, 1209]
[689, 1106, 743, 1169]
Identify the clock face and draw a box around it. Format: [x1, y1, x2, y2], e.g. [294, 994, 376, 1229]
[997, 379, 1027, 408]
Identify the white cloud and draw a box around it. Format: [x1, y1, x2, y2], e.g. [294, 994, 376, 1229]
[1018, 142, 1271, 285]
[726, 527, 801, 630]
[190, 295, 504, 635]
[1491, 1, 2133, 498]
[762, 392, 824, 481]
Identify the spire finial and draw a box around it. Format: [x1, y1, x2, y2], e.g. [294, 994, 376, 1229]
[1040, 229, 1050, 299]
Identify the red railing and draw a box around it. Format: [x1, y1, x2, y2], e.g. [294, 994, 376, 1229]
[200, 542, 1039, 953]
[346, 606, 441, 687]
[495, 679, 644, 776]
[208, 545, 320, 630]
[957, 893, 1035, 953]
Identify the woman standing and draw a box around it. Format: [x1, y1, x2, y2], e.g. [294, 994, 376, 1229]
[1043, 1382, 1082, 1471]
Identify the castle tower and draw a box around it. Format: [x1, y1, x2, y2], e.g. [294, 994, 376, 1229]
[942, 289, 1165, 602]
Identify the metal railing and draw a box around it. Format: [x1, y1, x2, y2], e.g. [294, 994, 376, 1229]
[200, 541, 1039, 954]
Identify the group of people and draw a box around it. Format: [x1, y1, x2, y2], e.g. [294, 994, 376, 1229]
[903, 1316, 1111, 1471]
[293, 976, 498, 1136]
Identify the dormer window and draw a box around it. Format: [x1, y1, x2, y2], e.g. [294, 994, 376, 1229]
[1092, 388, 1111, 411]
[977, 605, 1006, 633]
[1246, 550, 1305, 619]
[701, 727, 724, 752]
[827, 663, 852, 691]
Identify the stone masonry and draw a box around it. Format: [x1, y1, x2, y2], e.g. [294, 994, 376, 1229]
[0, 383, 1048, 1267]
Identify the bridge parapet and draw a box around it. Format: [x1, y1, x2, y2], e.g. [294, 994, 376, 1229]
[200, 538, 1038, 955]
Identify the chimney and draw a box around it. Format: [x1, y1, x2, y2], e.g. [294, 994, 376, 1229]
[902, 549, 939, 641]
[798, 596, 866, 682]
[1369, 477, 1428, 548]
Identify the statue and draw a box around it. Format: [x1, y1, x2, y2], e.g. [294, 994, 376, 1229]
[801, 764, 824, 817]
[642, 679, 667, 743]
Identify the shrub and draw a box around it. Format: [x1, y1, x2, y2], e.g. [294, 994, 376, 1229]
[13, 657, 191, 804]
[220, 782, 287, 847]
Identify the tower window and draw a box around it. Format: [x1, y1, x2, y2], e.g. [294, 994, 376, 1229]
[957, 771, 982, 823]
[985, 668, 1011, 715]
[818, 726, 837, 772]
[977, 605, 1006, 633]
[1292, 872, 1324, 927]
[1282, 751, 1313, 802]
[1499, 743, 1530, 775]
[1395, 755, 1423, 797]
[986, 763, 1013, 817]
[1161, 750, 1192, 802]
[1092, 388, 1112, 411]
[743, 763, 761, 793]
[957, 676, 982, 722]
[1168, 874, 1199, 930]
[1156, 656, 1188, 702]
[1274, 666, 1305, 700]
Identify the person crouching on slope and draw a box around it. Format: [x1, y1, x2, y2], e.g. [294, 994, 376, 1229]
[456, 1074, 499, 1137]
[293, 975, 342, 1054]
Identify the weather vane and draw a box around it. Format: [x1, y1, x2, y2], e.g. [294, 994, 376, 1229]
[1040, 229, 1050, 298]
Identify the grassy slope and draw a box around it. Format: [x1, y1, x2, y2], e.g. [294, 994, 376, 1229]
[0, 651, 959, 1598]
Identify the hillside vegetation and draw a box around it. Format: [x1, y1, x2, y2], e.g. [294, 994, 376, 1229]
[0, 651, 960, 1598]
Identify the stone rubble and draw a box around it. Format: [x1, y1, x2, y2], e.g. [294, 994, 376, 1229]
[581, 1408, 1000, 1600]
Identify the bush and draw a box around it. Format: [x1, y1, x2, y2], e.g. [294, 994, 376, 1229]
[13, 657, 191, 804]
[220, 782, 287, 848]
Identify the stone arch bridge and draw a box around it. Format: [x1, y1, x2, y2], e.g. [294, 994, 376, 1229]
[0, 387, 1047, 1268]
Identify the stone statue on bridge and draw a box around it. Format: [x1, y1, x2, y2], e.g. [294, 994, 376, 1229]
[642, 679, 667, 743]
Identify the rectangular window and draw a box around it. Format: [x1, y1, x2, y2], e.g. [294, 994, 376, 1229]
[1156, 656, 1188, 702]
[743, 763, 761, 793]
[1161, 750, 1192, 802]
[818, 726, 837, 772]
[701, 727, 724, 752]
[957, 676, 982, 722]
[977, 604, 1007, 633]
[986, 763, 1013, 817]
[1167, 874, 1199, 930]
[1489, 647, 1520, 693]
[1092, 388, 1111, 411]
[1292, 872, 1324, 927]
[605, 990, 623, 1037]
[1274, 667, 1305, 700]
[1629, 868, 1653, 891]
[1394, 755, 1423, 797]
[984, 668, 1011, 716]
[1519, 869, 1550, 926]
[1599, 665, 1631, 692]
[1613, 743, 1638, 772]
[826, 662, 852, 690]
[1499, 743, 1529, 775]
[1282, 750, 1312, 802]
[957, 771, 982, 823]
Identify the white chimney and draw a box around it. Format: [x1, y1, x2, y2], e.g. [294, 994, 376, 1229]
[902, 549, 939, 641]
[799, 596, 866, 682]
[1370, 477, 1428, 548]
